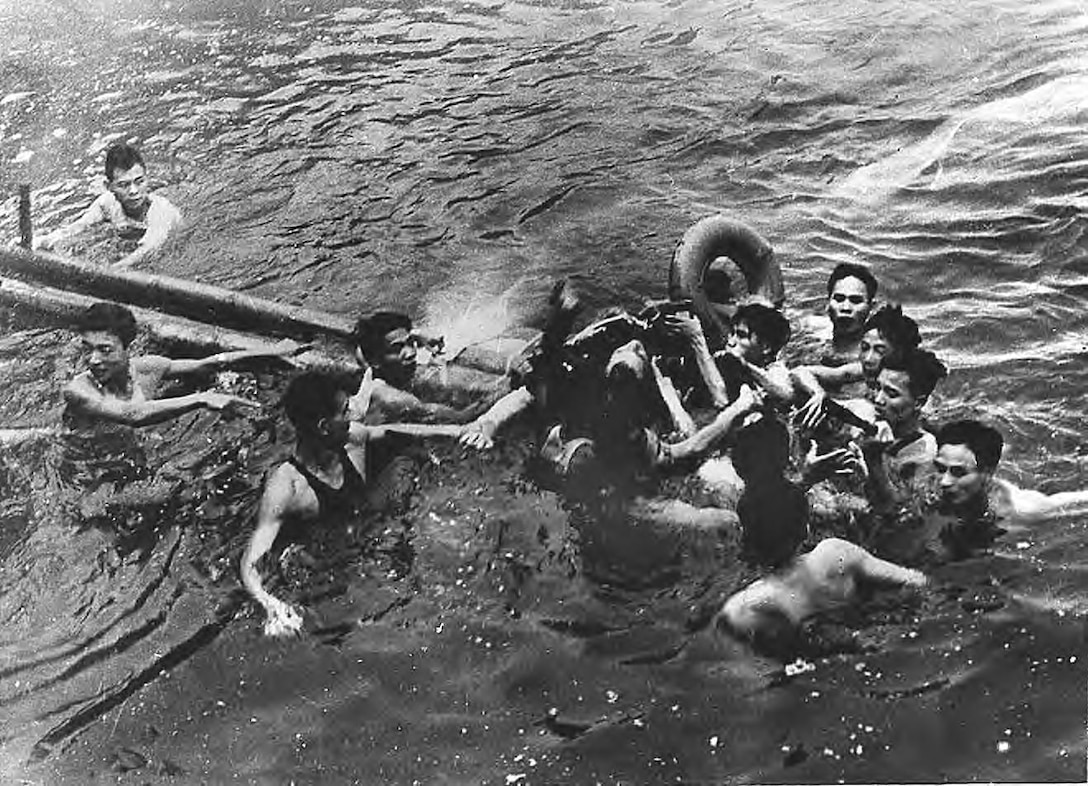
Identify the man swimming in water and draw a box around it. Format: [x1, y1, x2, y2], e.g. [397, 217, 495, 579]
[860, 347, 948, 512]
[35, 143, 182, 269]
[717, 537, 927, 653]
[873, 419, 1088, 565]
[793, 262, 879, 369]
[241, 372, 464, 636]
[63, 302, 296, 427]
[793, 303, 922, 429]
[349, 311, 485, 425]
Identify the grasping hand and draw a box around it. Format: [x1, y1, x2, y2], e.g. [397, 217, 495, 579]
[202, 392, 261, 412]
[459, 419, 496, 451]
[662, 313, 704, 343]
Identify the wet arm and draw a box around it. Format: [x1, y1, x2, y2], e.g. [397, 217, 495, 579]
[458, 386, 535, 449]
[744, 360, 796, 404]
[240, 466, 307, 633]
[114, 199, 181, 269]
[63, 380, 224, 427]
[665, 387, 756, 463]
[996, 479, 1088, 524]
[157, 339, 303, 377]
[651, 359, 696, 438]
[35, 196, 107, 249]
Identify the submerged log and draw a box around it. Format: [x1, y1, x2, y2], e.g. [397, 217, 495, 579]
[0, 247, 354, 341]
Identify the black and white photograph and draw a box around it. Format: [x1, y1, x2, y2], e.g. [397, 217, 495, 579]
[1, 0, 1086, 782]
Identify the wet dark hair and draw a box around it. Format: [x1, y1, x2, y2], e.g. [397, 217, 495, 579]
[732, 303, 791, 355]
[280, 371, 351, 432]
[863, 304, 920, 354]
[881, 347, 947, 399]
[827, 262, 878, 301]
[732, 416, 791, 479]
[352, 311, 413, 362]
[104, 143, 145, 181]
[78, 302, 138, 347]
[936, 419, 1003, 473]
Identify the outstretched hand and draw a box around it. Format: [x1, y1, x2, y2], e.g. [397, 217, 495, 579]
[262, 597, 303, 637]
[459, 419, 496, 450]
[803, 441, 864, 484]
[270, 338, 312, 358]
[202, 391, 262, 412]
[795, 392, 828, 432]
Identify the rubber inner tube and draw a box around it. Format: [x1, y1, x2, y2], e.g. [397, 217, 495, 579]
[668, 215, 785, 342]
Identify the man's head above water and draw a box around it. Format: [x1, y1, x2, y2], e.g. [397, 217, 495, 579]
[77, 302, 138, 387]
[934, 419, 1003, 510]
[352, 311, 417, 387]
[103, 143, 150, 217]
[727, 303, 791, 366]
[826, 262, 878, 342]
[281, 371, 354, 447]
[859, 304, 921, 380]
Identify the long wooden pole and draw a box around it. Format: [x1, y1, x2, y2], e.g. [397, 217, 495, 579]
[18, 184, 32, 250]
[0, 276, 356, 372]
[0, 247, 355, 341]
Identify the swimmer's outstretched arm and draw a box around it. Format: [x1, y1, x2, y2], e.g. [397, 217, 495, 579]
[241, 463, 310, 637]
[664, 385, 759, 463]
[63, 378, 259, 427]
[458, 386, 535, 450]
[34, 194, 110, 250]
[994, 479, 1088, 524]
[149, 339, 307, 377]
[349, 421, 463, 442]
[805, 538, 927, 588]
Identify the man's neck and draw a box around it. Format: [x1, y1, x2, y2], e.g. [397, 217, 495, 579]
[296, 438, 342, 475]
[889, 415, 921, 441]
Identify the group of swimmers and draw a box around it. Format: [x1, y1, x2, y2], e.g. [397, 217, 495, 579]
[44, 143, 1088, 649]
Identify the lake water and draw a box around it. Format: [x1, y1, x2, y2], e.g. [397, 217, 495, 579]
[1, 0, 1087, 782]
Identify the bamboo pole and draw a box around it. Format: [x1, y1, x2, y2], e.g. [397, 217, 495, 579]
[0, 247, 355, 341]
[18, 184, 32, 250]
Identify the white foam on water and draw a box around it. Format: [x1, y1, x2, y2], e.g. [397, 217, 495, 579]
[832, 72, 1088, 205]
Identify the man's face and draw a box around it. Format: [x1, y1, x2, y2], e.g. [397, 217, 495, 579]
[934, 442, 989, 509]
[81, 330, 128, 387]
[859, 328, 892, 379]
[378, 328, 417, 384]
[107, 163, 150, 214]
[828, 276, 872, 339]
[318, 391, 352, 447]
[726, 320, 768, 365]
[871, 368, 920, 427]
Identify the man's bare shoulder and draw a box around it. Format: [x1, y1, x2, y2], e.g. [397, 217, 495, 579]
[263, 460, 319, 519]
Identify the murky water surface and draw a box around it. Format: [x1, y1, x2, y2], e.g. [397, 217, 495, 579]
[1, 0, 1087, 782]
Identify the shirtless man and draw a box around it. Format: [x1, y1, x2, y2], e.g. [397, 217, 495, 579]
[63, 302, 294, 427]
[878, 419, 1088, 565]
[35, 143, 182, 268]
[717, 537, 926, 650]
[349, 311, 482, 425]
[802, 262, 879, 368]
[793, 303, 921, 428]
[861, 347, 948, 511]
[241, 372, 463, 636]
